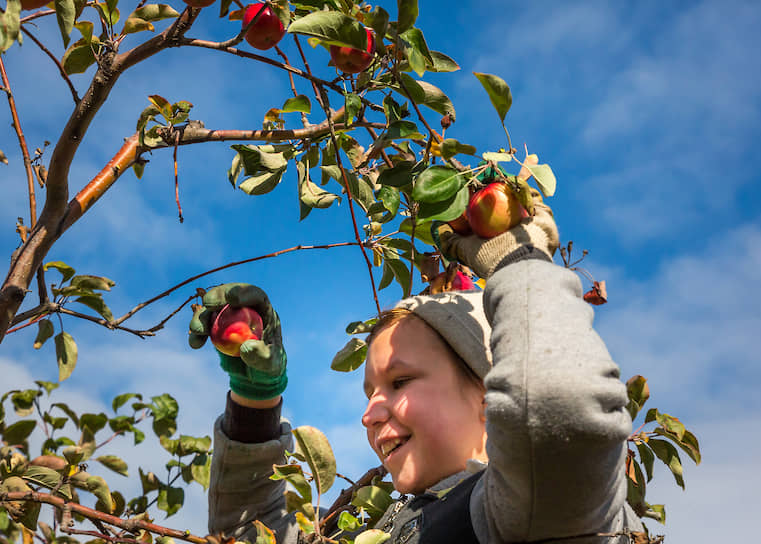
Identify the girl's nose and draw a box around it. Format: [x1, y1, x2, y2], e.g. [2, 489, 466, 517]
[361, 393, 390, 428]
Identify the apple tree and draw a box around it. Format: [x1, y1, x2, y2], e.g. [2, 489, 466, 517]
[0, 1, 700, 543]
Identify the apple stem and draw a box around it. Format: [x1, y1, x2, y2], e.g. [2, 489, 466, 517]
[500, 120, 514, 155]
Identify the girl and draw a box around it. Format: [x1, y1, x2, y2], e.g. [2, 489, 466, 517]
[189, 192, 644, 543]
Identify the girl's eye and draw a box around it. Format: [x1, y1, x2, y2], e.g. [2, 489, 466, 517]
[392, 377, 411, 390]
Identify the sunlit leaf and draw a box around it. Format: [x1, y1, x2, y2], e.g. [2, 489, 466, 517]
[96, 455, 128, 477]
[54, 0, 76, 47]
[292, 425, 336, 494]
[417, 184, 469, 222]
[33, 320, 54, 350]
[156, 486, 183, 517]
[473, 72, 512, 122]
[281, 94, 311, 114]
[396, 0, 418, 33]
[287, 11, 368, 48]
[55, 332, 77, 382]
[524, 163, 556, 197]
[270, 463, 311, 502]
[648, 438, 685, 489]
[439, 139, 476, 160]
[43, 261, 76, 283]
[331, 337, 367, 372]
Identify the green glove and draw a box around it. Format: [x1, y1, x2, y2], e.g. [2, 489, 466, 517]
[436, 188, 560, 279]
[188, 283, 287, 400]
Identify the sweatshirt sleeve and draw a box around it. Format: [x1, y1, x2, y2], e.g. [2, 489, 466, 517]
[470, 259, 642, 543]
[208, 416, 299, 544]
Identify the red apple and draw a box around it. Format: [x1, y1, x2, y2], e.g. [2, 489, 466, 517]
[430, 270, 476, 293]
[182, 0, 215, 7]
[447, 211, 472, 235]
[243, 3, 286, 50]
[210, 304, 264, 357]
[329, 28, 375, 74]
[20, 0, 50, 10]
[466, 182, 527, 238]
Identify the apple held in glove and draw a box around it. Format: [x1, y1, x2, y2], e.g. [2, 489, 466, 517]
[210, 304, 264, 357]
[243, 2, 286, 50]
[330, 28, 375, 73]
[466, 182, 528, 239]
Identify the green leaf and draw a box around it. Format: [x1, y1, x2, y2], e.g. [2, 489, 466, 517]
[54, 0, 76, 47]
[157, 486, 184, 517]
[74, 21, 94, 43]
[299, 163, 340, 218]
[387, 256, 411, 295]
[139, 468, 161, 494]
[292, 425, 336, 494]
[0, 0, 21, 53]
[524, 163, 556, 197]
[396, 0, 418, 33]
[352, 485, 394, 517]
[11, 389, 40, 417]
[232, 144, 290, 174]
[635, 441, 655, 482]
[281, 94, 311, 114]
[129, 4, 179, 22]
[52, 402, 79, 427]
[177, 435, 211, 456]
[123, 17, 154, 34]
[399, 218, 436, 246]
[417, 184, 469, 222]
[625, 375, 650, 421]
[626, 455, 647, 517]
[482, 151, 512, 163]
[270, 463, 312, 502]
[343, 92, 361, 124]
[95, 455, 128, 477]
[22, 466, 69, 497]
[239, 169, 287, 195]
[385, 120, 424, 141]
[3, 420, 36, 445]
[0, 477, 40, 530]
[74, 294, 114, 321]
[355, 530, 391, 544]
[398, 74, 455, 121]
[35, 380, 59, 396]
[428, 50, 459, 72]
[473, 72, 512, 122]
[287, 11, 368, 48]
[112, 393, 141, 413]
[337, 510, 362, 532]
[376, 185, 400, 216]
[378, 161, 415, 188]
[189, 453, 211, 490]
[644, 503, 666, 524]
[648, 438, 685, 489]
[439, 139, 476, 160]
[331, 338, 367, 372]
[61, 38, 97, 74]
[399, 28, 431, 77]
[652, 427, 701, 466]
[55, 332, 78, 382]
[365, 5, 389, 41]
[151, 393, 178, 421]
[95, 0, 119, 26]
[412, 165, 463, 203]
[345, 317, 378, 335]
[148, 95, 173, 122]
[44, 261, 76, 283]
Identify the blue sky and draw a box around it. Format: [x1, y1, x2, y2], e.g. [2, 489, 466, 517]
[1, 0, 760, 541]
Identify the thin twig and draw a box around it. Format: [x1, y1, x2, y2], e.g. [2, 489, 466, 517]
[20, 27, 80, 104]
[113, 242, 360, 325]
[274, 44, 309, 128]
[319, 88, 382, 315]
[0, 56, 37, 228]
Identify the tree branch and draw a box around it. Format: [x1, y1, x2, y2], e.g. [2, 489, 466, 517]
[20, 26, 80, 104]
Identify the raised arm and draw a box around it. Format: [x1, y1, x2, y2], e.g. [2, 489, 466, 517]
[188, 283, 298, 544]
[440, 193, 643, 542]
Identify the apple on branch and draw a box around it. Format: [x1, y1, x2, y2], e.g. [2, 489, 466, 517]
[210, 304, 264, 357]
[466, 182, 528, 238]
[242, 2, 286, 50]
[329, 28, 375, 74]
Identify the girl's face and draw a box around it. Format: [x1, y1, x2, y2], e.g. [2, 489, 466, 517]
[362, 315, 487, 495]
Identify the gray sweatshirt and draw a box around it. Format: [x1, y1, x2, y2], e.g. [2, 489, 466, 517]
[207, 259, 644, 543]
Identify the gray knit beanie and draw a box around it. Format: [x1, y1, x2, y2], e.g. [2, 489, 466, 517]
[393, 290, 492, 379]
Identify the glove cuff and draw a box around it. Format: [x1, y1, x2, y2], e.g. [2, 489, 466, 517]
[218, 352, 288, 401]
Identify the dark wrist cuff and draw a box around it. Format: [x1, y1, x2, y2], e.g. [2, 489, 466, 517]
[495, 244, 552, 271]
[221, 391, 283, 443]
